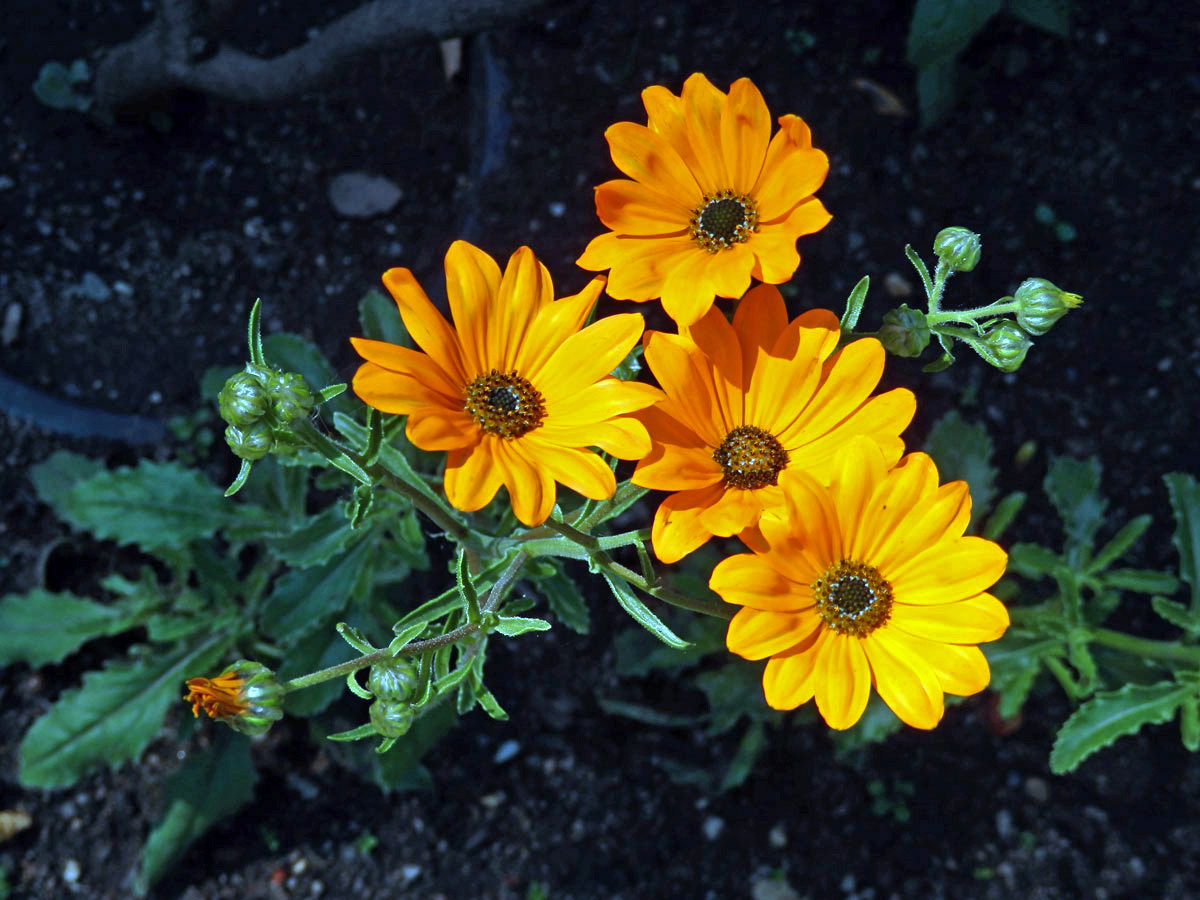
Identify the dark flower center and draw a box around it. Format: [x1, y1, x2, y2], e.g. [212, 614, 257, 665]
[690, 190, 759, 252]
[814, 559, 894, 637]
[712, 425, 788, 490]
[464, 369, 545, 439]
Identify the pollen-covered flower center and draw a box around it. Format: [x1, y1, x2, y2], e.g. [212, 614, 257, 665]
[712, 425, 788, 490]
[814, 559, 894, 637]
[464, 369, 546, 439]
[690, 190, 759, 252]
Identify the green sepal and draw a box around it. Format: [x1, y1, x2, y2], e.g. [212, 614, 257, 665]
[247, 298, 266, 367]
[603, 573, 691, 649]
[493, 616, 552, 637]
[133, 730, 256, 896]
[1050, 680, 1190, 774]
[389, 621, 429, 654]
[18, 636, 232, 788]
[318, 383, 347, 404]
[327, 723, 378, 742]
[336, 622, 376, 654]
[840, 276, 870, 331]
[346, 670, 374, 700]
[903, 244, 933, 297]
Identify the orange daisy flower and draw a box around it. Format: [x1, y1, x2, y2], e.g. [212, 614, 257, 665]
[351, 241, 662, 527]
[710, 440, 1010, 730]
[632, 284, 915, 563]
[577, 72, 831, 327]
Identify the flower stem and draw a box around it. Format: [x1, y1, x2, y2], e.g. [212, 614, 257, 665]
[542, 517, 733, 620]
[1090, 628, 1200, 666]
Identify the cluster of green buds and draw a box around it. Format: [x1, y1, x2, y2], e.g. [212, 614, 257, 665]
[184, 660, 285, 737]
[366, 657, 419, 739]
[865, 228, 1082, 374]
[218, 363, 316, 461]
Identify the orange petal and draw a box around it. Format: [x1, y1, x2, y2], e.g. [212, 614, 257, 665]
[642, 83, 703, 175]
[721, 77, 771, 195]
[538, 313, 645, 403]
[679, 72, 729, 195]
[543, 415, 652, 459]
[605, 121, 703, 206]
[891, 592, 1010, 644]
[518, 276, 605, 378]
[443, 442, 504, 513]
[761, 629, 825, 709]
[731, 284, 789, 370]
[520, 438, 616, 501]
[814, 633, 871, 729]
[632, 434, 722, 492]
[352, 363, 450, 417]
[493, 247, 553, 371]
[595, 179, 692, 235]
[582, 233, 698, 302]
[405, 406, 478, 451]
[649, 482, 726, 563]
[752, 114, 829, 222]
[444, 241, 502, 376]
[382, 267, 466, 384]
[642, 331, 731, 446]
[862, 629, 946, 729]
[697, 485, 764, 538]
[725, 607, 818, 661]
[783, 388, 914, 481]
[780, 338, 886, 450]
[492, 439, 556, 527]
[349, 336, 461, 400]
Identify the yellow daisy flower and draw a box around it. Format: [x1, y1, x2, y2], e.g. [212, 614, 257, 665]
[351, 241, 662, 527]
[577, 72, 832, 326]
[632, 284, 915, 563]
[710, 440, 1010, 730]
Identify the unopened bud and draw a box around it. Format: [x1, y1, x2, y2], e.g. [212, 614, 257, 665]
[267, 371, 315, 424]
[224, 420, 274, 460]
[981, 321, 1033, 373]
[1014, 278, 1082, 335]
[367, 657, 419, 703]
[933, 227, 982, 272]
[218, 369, 270, 427]
[369, 698, 415, 738]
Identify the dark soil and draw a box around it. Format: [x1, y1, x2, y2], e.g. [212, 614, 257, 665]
[3, 1, 1199, 898]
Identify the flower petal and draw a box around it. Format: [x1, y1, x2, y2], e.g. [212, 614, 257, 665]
[443, 442, 505, 513]
[519, 276, 605, 379]
[494, 246, 553, 372]
[697, 485, 764, 538]
[710, 552, 812, 613]
[680, 72, 729, 195]
[405, 406, 478, 451]
[444, 241, 502, 376]
[539, 313, 645, 403]
[578, 232, 698, 302]
[761, 630, 824, 709]
[352, 362, 452, 417]
[650, 482, 726, 563]
[752, 114, 829, 222]
[891, 592, 1010, 643]
[889, 537, 1009, 605]
[749, 199, 832, 283]
[900, 638, 992, 696]
[492, 438, 556, 527]
[814, 633, 871, 729]
[721, 78, 771, 194]
[520, 438, 616, 501]
[726, 606, 819, 661]
[381, 267, 466, 384]
[605, 121, 703, 207]
[594, 178, 692, 235]
[862, 628, 946, 729]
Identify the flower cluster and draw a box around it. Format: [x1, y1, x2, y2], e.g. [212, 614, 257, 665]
[343, 73, 1009, 731]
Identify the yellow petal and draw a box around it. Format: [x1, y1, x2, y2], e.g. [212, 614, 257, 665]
[584, 232, 698, 302]
[546, 379, 663, 429]
[494, 246, 553, 371]
[632, 432, 723, 491]
[726, 607, 819, 661]
[679, 72, 728, 195]
[538, 313, 645, 403]
[518, 276, 605, 378]
[405, 406, 478, 451]
[814, 633, 871, 729]
[594, 178, 692, 235]
[642, 83, 703, 174]
[871, 477, 971, 574]
[752, 114, 829, 222]
[697, 485, 763, 538]
[846, 450, 939, 562]
[749, 200, 832, 283]
[721, 77, 771, 195]
[709, 553, 808, 612]
[889, 537, 1009, 605]
[443, 442, 504, 513]
[891, 592, 1010, 643]
[762, 632, 823, 709]
[900, 638, 992, 696]
[519, 438, 616, 501]
[862, 629, 946, 729]
[642, 331, 731, 446]
[352, 363, 450, 417]
[492, 438, 556, 527]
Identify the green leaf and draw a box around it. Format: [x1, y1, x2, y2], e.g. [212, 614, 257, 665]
[259, 535, 375, 644]
[696, 661, 767, 735]
[1181, 692, 1200, 752]
[1166, 472, 1200, 614]
[1087, 514, 1151, 575]
[368, 701, 457, 793]
[493, 615, 551, 637]
[59, 461, 238, 552]
[0, 590, 140, 665]
[840, 276, 870, 330]
[133, 731, 256, 895]
[334, 412, 445, 509]
[830, 695, 905, 756]
[1050, 681, 1190, 774]
[265, 504, 355, 568]
[18, 636, 232, 788]
[984, 635, 1059, 719]
[906, 0, 1003, 67]
[1006, 0, 1070, 37]
[1151, 595, 1198, 633]
[595, 696, 702, 728]
[613, 617, 725, 677]
[1045, 456, 1107, 561]
[1102, 568, 1180, 595]
[719, 720, 767, 793]
[923, 411, 996, 527]
[28, 450, 105, 514]
[532, 568, 591, 634]
[1007, 542, 1063, 578]
[602, 574, 691, 649]
[358, 288, 411, 347]
[982, 490, 1025, 541]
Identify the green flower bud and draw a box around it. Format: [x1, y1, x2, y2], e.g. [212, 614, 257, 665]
[267, 371, 315, 424]
[1014, 278, 1083, 336]
[218, 370, 270, 427]
[369, 698, 415, 739]
[981, 321, 1033, 373]
[877, 304, 931, 358]
[367, 657, 419, 703]
[933, 227, 982, 272]
[184, 659, 284, 737]
[224, 420, 274, 460]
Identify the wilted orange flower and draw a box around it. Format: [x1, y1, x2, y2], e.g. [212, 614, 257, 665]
[184, 660, 284, 736]
[710, 440, 1010, 730]
[577, 72, 831, 326]
[185, 671, 247, 720]
[351, 241, 662, 527]
[632, 284, 914, 563]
